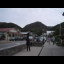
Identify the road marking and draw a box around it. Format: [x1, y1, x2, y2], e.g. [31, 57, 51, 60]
[38, 45, 44, 56]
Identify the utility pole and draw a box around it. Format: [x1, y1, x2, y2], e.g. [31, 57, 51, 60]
[60, 23, 62, 44]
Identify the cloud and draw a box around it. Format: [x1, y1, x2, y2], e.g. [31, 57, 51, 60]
[0, 8, 64, 27]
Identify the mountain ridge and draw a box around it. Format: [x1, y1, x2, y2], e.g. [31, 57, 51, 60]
[0, 22, 22, 30]
[22, 21, 47, 36]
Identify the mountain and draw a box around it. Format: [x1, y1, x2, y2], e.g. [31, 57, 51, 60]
[47, 26, 54, 31]
[0, 22, 22, 30]
[53, 22, 64, 36]
[52, 22, 64, 37]
[22, 21, 47, 36]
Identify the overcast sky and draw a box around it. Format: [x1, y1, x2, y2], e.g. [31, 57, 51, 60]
[0, 8, 64, 28]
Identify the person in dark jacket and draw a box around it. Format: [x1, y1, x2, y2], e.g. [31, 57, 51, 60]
[26, 32, 31, 51]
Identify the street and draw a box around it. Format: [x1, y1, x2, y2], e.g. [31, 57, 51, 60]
[0, 41, 26, 50]
[1, 40, 64, 56]
[39, 42, 64, 56]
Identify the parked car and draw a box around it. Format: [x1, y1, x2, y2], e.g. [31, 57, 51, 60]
[29, 36, 33, 41]
[9, 37, 15, 41]
[39, 37, 44, 42]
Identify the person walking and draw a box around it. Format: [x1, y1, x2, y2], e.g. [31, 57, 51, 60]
[42, 38, 45, 45]
[26, 32, 31, 51]
[52, 36, 55, 45]
[47, 38, 51, 45]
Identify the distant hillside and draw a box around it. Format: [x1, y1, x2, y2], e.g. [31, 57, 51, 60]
[53, 22, 64, 36]
[0, 22, 22, 30]
[22, 21, 47, 36]
[47, 26, 54, 31]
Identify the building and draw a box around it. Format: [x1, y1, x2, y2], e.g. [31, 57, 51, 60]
[21, 32, 35, 41]
[47, 31, 54, 36]
[21, 32, 29, 38]
[0, 28, 22, 41]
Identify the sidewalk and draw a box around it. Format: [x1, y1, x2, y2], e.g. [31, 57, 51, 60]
[13, 46, 42, 56]
[40, 42, 64, 56]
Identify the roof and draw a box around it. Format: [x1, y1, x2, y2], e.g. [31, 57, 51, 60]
[0, 28, 16, 32]
[0, 28, 22, 35]
[21, 32, 29, 34]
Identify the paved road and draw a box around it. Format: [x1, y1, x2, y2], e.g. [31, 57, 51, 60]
[14, 47, 42, 56]
[0, 41, 26, 50]
[40, 42, 64, 56]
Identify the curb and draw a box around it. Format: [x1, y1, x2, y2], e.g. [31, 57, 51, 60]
[38, 45, 44, 56]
